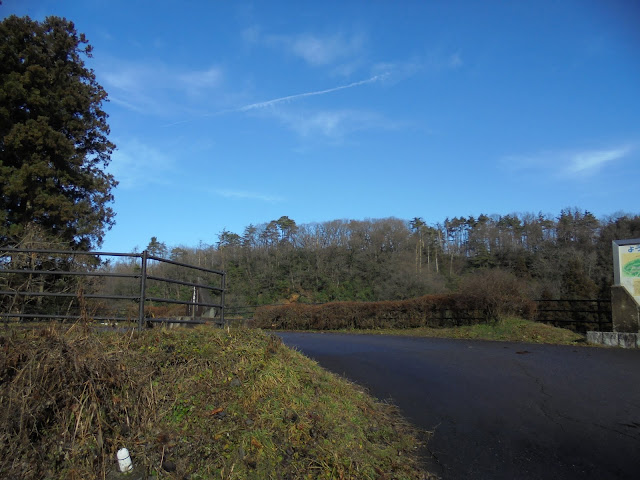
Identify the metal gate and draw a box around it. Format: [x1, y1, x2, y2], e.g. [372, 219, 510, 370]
[0, 248, 225, 330]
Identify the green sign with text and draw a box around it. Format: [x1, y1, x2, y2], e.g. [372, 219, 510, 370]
[613, 239, 640, 304]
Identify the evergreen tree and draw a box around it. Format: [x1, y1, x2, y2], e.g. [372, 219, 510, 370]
[0, 15, 116, 249]
[146, 237, 168, 258]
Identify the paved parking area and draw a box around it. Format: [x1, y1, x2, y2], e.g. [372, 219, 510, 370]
[277, 332, 640, 479]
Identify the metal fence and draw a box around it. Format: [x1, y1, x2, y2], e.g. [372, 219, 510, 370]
[534, 299, 612, 333]
[229, 299, 614, 333]
[0, 248, 225, 330]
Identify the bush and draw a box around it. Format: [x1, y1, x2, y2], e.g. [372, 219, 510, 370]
[458, 269, 537, 320]
[252, 293, 495, 330]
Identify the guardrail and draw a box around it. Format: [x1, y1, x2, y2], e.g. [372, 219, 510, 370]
[0, 248, 225, 330]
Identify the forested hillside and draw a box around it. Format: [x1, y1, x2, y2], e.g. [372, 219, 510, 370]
[143, 209, 640, 308]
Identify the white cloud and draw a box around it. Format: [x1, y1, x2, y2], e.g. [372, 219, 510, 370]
[238, 73, 388, 112]
[287, 33, 364, 66]
[245, 28, 365, 67]
[423, 49, 465, 72]
[173, 70, 388, 139]
[266, 108, 390, 140]
[566, 146, 632, 175]
[100, 64, 174, 115]
[301, 112, 345, 137]
[504, 144, 634, 178]
[102, 68, 141, 92]
[370, 52, 460, 85]
[214, 189, 283, 203]
[448, 52, 463, 69]
[98, 60, 224, 115]
[241, 26, 261, 44]
[372, 60, 421, 84]
[108, 139, 177, 188]
[178, 66, 223, 91]
[229, 74, 394, 140]
[159, 73, 391, 128]
[107, 94, 148, 114]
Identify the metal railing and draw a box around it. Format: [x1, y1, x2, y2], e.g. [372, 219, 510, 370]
[226, 302, 491, 328]
[534, 299, 612, 333]
[0, 248, 225, 330]
[230, 299, 614, 333]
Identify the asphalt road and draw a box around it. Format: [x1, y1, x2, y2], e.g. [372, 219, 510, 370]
[276, 332, 640, 480]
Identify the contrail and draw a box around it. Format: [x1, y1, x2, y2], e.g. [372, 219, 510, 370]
[161, 73, 388, 127]
[238, 73, 388, 112]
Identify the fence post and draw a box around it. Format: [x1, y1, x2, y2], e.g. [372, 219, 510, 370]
[597, 299, 603, 332]
[138, 250, 148, 331]
[220, 271, 226, 327]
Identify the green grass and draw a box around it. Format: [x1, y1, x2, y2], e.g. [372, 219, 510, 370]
[0, 324, 430, 479]
[329, 316, 586, 345]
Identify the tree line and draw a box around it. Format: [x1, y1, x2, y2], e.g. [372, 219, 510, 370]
[142, 210, 640, 309]
[2, 17, 639, 316]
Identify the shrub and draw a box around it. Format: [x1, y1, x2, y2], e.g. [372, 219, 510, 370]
[458, 269, 536, 320]
[252, 293, 495, 330]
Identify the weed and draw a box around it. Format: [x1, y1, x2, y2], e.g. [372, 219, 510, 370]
[0, 325, 429, 479]
[333, 316, 586, 345]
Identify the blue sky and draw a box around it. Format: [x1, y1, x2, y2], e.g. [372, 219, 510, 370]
[3, 1, 639, 252]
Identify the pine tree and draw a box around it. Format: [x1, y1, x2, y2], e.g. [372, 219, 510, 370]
[0, 15, 117, 249]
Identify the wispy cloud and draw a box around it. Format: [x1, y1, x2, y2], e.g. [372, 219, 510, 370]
[372, 60, 421, 83]
[448, 52, 463, 69]
[179, 66, 223, 91]
[98, 60, 224, 115]
[244, 28, 366, 67]
[108, 139, 177, 188]
[268, 108, 390, 140]
[162, 73, 389, 128]
[214, 189, 283, 203]
[565, 146, 632, 174]
[234, 74, 395, 140]
[370, 51, 462, 86]
[107, 94, 148, 114]
[427, 50, 464, 71]
[239, 73, 388, 112]
[504, 144, 634, 178]
[101, 64, 170, 115]
[284, 33, 365, 66]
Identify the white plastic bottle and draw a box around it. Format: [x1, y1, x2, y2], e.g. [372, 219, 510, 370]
[117, 448, 133, 473]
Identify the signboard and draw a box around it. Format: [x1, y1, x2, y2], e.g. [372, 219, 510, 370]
[613, 238, 640, 304]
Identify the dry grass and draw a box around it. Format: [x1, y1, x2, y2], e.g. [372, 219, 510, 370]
[0, 324, 431, 479]
[331, 317, 586, 346]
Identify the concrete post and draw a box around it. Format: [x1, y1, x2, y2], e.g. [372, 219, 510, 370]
[611, 285, 640, 333]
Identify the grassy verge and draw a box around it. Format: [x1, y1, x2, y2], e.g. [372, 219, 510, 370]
[327, 317, 586, 346]
[0, 324, 430, 480]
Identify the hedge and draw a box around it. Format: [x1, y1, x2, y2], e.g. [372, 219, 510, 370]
[252, 293, 536, 330]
